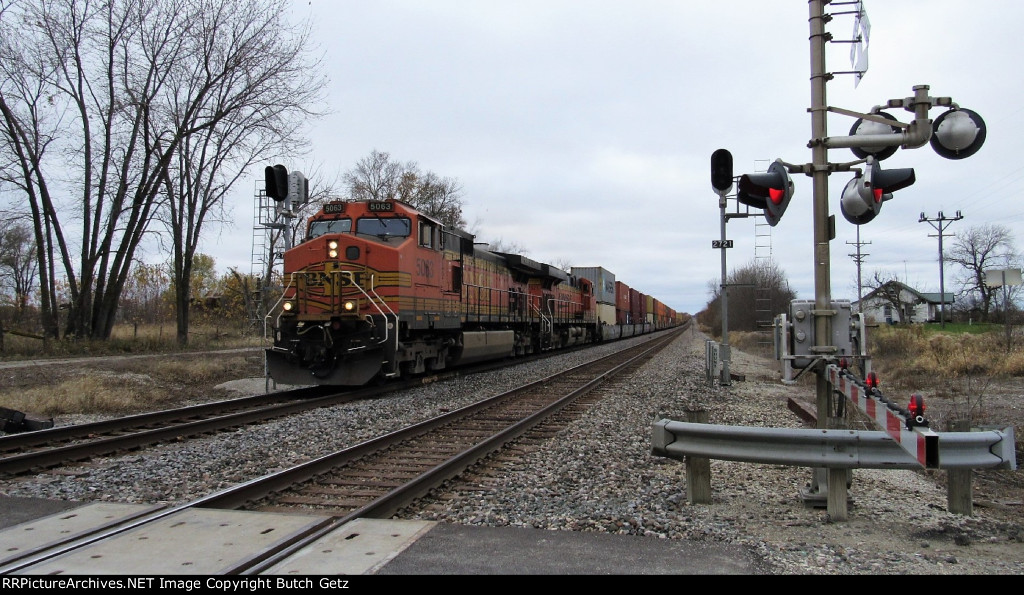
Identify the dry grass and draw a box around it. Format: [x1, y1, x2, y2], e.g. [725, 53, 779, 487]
[6, 374, 158, 416]
[704, 322, 1023, 432]
[1, 323, 263, 359]
[0, 327, 266, 417]
[862, 325, 1022, 430]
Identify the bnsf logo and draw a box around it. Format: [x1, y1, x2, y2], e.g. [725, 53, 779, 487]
[302, 271, 365, 287]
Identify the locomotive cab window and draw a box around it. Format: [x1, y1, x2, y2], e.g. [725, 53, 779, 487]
[418, 220, 437, 249]
[308, 218, 352, 240]
[356, 216, 411, 240]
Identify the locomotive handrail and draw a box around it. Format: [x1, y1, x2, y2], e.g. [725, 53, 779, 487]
[340, 271, 396, 350]
[531, 302, 551, 333]
[461, 281, 511, 321]
[545, 296, 595, 325]
[268, 274, 298, 336]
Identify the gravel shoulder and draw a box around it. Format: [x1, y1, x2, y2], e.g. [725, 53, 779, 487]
[1, 330, 1021, 574]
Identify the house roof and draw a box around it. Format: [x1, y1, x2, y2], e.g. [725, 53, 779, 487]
[853, 280, 954, 306]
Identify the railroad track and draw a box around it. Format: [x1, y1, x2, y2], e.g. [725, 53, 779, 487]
[0, 387, 360, 476]
[0, 330, 681, 476]
[0, 328, 682, 575]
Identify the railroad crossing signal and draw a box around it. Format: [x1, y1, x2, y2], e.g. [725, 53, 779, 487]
[711, 149, 734, 195]
[736, 160, 794, 226]
[265, 164, 289, 201]
[839, 156, 916, 225]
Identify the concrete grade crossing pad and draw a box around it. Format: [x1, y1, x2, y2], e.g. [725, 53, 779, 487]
[4, 505, 333, 575]
[0, 502, 164, 568]
[0, 498, 767, 574]
[0, 502, 436, 575]
[263, 518, 435, 575]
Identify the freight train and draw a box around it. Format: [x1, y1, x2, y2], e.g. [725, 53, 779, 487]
[265, 198, 684, 386]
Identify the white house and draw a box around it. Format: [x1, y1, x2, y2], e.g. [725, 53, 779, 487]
[852, 281, 954, 324]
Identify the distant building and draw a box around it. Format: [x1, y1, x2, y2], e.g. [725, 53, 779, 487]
[852, 281, 954, 324]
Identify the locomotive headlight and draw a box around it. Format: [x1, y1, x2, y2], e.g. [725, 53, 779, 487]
[342, 300, 357, 312]
[282, 300, 294, 312]
[327, 240, 339, 259]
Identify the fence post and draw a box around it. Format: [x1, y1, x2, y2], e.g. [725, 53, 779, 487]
[685, 408, 712, 504]
[947, 419, 973, 515]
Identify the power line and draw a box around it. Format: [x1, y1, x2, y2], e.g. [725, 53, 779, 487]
[919, 210, 963, 328]
[846, 226, 871, 309]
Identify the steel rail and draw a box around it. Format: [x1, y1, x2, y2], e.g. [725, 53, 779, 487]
[230, 330, 681, 575]
[0, 328, 681, 575]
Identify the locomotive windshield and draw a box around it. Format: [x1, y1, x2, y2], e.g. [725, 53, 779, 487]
[357, 216, 411, 239]
[308, 218, 352, 239]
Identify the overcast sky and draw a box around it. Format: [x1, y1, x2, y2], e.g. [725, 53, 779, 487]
[207, 0, 1024, 316]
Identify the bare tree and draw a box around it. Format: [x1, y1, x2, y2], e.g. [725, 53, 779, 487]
[0, 218, 37, 318]
[0, 8, 66, 340]
[0, 0, 323, 342]
[344, 150, 466, 228]
[157, 0, 327, 346]
[413, 172, 466, 229]
[946, 223, 1018, 322]
[704, 259, 796, 333]
[345, 150, 406, 202]
[120, 261, 171, 327]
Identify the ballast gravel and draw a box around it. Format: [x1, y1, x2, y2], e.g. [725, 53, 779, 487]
[2, 329, 1021, 575]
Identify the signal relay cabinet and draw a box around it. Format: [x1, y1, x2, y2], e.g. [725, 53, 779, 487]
[774, 299, 870, 384]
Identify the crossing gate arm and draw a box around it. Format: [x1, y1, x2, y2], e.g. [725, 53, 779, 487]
[826, 364, 940, 468]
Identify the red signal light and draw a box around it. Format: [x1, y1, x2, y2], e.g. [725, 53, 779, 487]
[908, 394, 926, 417]
[865, 372, 879, 388]
[737, 160, 794, 227]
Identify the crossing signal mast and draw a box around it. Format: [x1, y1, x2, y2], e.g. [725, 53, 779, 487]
[788, 1, 991, 520]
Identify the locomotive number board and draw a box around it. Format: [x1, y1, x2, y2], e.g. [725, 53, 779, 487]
[368, 201, 394, 212]
[323, 202, 346, 214]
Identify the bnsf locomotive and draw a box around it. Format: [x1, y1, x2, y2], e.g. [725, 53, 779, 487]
[265, 199, 681, 386]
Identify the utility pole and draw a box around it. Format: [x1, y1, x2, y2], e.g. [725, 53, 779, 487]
[847, 227, 871, 311]
[919, 211, 963, 328]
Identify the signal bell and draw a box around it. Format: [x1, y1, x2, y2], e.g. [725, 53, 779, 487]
[849, 111, 901, 161]
[930, 108, 987, 160]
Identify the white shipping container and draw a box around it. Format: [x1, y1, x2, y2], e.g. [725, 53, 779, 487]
[571, 267, 616, 305]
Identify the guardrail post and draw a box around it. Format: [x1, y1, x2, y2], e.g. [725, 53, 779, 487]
[946, 419, 973, 516]
[685, 409, 712, 504]
[827, 415, 849, 521]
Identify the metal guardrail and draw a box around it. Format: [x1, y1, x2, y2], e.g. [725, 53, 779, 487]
[651, 419, 1017, 470]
